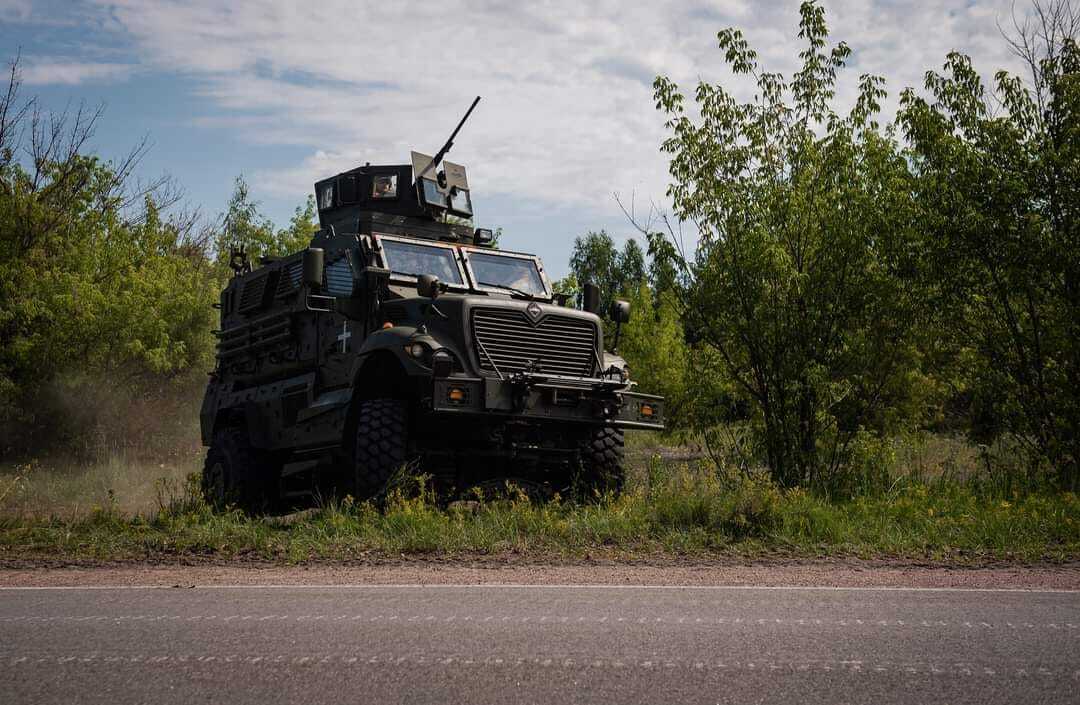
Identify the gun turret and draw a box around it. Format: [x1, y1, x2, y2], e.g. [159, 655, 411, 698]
[311, 97, 486, 245]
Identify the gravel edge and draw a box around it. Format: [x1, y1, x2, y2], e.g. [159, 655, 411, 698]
[2, 560, 1078, 590]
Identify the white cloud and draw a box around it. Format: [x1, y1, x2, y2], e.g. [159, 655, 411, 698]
[80, 0, 1028, 216]
[20, 58, 133, 85]
[0, 0, 32, 22]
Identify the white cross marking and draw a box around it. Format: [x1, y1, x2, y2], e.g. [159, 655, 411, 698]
[337, 322, 352, 353]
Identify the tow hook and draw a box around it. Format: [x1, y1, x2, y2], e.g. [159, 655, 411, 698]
[594, 399, 619, 419]
[509, 372, 534, 412]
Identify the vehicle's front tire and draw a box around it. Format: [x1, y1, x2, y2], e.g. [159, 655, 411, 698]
[202, 426, 277, 514]
[352, 398, 410, 499]
[576, 426, 625, 499]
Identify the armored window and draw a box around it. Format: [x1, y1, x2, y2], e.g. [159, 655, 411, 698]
[463, 249, 549, 298]
[420, 179, 447, 209]
[449, 188, 472, 216]
[319, 183, 334, 210]
[379, 238, 464, 286]
[324, 258, 354, 297]
[371, 174, 397, 199]
[338, 175, 359, 204]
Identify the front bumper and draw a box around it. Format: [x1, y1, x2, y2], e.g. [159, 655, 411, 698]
[430, 373, 664, 430]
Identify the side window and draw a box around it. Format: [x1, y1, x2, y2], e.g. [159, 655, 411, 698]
[372, 174, 397, 199]
[319, 183, 335, 210]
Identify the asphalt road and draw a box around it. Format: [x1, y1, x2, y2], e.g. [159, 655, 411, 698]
[1, 583, 1077, 704]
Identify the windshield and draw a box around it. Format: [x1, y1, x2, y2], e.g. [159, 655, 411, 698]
[467, 251, 547, 297]
[380, 239, 463, 285]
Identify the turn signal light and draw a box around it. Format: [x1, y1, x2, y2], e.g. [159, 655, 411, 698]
[447, 387, 468, 404]
[639, 403, 656, 418]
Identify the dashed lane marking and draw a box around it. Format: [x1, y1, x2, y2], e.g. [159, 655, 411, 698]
[0, 652, 1075, 678]
[1, 613, 1076, 632]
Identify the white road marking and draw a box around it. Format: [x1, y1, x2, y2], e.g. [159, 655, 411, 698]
[2, 613, 1075, 632]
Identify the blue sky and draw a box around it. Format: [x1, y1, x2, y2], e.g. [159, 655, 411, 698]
[1, 0, 1024, 276]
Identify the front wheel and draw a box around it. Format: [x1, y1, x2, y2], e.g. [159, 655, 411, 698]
[351, 398, 410, 499]
[575, 426, 625, 499]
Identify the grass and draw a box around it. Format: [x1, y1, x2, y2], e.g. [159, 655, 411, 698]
[1, 457, 1077, 564]
[0, 452, 200, 519]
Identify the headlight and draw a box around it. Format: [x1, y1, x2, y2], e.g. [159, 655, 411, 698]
[406, 342, 428, 360]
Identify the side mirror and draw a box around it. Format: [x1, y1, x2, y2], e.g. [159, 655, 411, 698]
[302, 248, 325, 289]
[583, 282, 601, 314]
[610, 299, 631, 324]
[610, 298, 631, 353]
[417, 274, 442, 299]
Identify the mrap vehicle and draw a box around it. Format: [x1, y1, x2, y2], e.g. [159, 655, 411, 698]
[200, 98, 664, 511]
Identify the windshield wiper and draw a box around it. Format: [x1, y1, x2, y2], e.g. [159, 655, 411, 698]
[478, 281, 536, 298]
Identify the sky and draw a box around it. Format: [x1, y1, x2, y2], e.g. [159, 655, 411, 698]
[1, 0, 1028, 277]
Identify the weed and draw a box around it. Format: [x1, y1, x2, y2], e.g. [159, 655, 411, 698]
[1, 436, 1077, 563]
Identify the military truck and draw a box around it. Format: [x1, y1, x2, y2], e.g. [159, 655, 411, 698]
[200, 98, 664, 511]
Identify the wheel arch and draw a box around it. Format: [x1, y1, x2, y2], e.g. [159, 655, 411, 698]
[352, 349, 412, 402]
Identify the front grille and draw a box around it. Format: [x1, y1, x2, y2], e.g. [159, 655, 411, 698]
[471, 307, 598, 377]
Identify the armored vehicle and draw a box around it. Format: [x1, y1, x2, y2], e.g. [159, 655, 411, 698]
[200, 98, 664, 511]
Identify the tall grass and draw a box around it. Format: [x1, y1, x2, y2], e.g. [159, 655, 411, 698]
[2, 457, 1077, 563]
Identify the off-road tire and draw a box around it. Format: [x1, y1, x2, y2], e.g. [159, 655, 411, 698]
[576, 426, 625, 499]
[352, 399, 409, 499]
[202, 427, 277, 514]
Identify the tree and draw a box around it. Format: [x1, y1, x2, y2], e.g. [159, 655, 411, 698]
[616, 282, 695, 430]
[0, 56, 218, 450]
[215, 180, 322, 271]
[568, 230, 648, 314]
[215, 175, 277, 267]
[618, 239, 647, 289]
[650, 1, 925, 489]
[898, 0, 1080, 488]
[277, 195, 319, 254]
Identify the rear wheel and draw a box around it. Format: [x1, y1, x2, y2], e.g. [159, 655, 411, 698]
[352, 398, 410, 499]
[576, 426, 625, 499]
[202, 427, 278, 514]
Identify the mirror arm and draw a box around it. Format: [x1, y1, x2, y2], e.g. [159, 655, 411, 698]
[424, 303, 449, 320]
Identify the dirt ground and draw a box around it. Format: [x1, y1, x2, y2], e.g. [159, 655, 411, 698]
[2, 559, 1078, 590]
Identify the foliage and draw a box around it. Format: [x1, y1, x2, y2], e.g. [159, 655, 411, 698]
[0, 58, 221, 449]
[650, 1, 927, 489]
[897, 0, 1080, 489]
[215, 177, 317, 268]
[2, 459, 1076, 562]
[551, 272, 580, 301]
[568, 230, 648, 314]
[616, 283, 695, 429]
[0, 58, 315, 454]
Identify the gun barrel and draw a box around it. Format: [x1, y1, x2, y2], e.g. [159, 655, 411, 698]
[417, 96, 481, 181]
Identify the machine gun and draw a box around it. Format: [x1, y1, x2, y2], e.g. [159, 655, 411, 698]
[414, 96, 481, 187]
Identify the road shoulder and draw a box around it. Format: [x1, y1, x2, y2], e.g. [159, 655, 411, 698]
[2, 559, 1078, 590]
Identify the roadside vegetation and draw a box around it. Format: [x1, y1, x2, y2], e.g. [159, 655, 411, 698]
[0, 469, 1076, 563]
[2, 433, 1077, 563]
[1, 2, 1078, 564]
